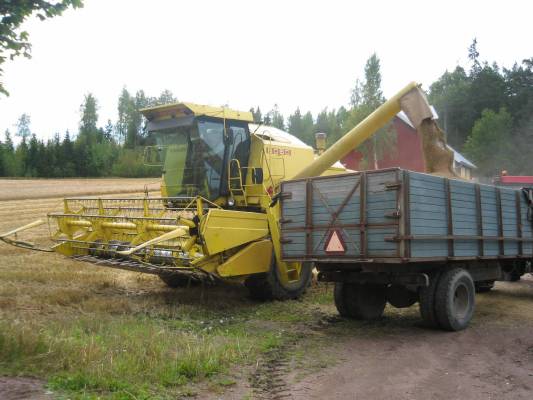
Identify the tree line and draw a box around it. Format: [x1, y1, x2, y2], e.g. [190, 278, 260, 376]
[0, 89, 176, 178]
[1, 39, 532, 178]
[251, 40, 533, 177]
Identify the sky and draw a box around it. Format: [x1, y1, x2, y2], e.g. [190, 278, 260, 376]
[1, 0, 532, 140]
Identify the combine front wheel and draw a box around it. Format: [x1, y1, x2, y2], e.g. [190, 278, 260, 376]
[159, 274, 199, 288]
[245, 254, 312, 301]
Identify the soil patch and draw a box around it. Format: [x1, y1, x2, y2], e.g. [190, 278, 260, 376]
[0, 377, 52, 400]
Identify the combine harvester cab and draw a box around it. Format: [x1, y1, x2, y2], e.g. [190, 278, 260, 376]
[1, 82, 447, 301]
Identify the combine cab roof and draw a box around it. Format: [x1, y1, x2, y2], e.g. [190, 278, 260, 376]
[140, 102, 254, 123]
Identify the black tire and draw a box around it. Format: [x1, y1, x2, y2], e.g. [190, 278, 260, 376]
[245, 255, 312, 301]
[418, 270, 442, 328]
[435, 268, 476, 331]
[159, 274, 199, 288]
[386, 285, 418, 308]
[334, 282, 386, 320]
[475, 280, 495, 293]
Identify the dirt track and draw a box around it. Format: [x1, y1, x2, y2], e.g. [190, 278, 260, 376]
[0, 377, 52, 400]
[207, 278, 533, 400]
[293, 323, 533, 399]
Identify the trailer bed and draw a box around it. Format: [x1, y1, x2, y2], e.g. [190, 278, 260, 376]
[280, 168, 533, 264]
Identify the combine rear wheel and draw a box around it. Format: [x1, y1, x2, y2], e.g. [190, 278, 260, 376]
[334, 282, 386, 320]
[245, 254, 312, 301]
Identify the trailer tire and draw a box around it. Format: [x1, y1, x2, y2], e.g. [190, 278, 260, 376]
[245, 257, 312, 301]
[435, 268, 475, 331]
[418, 270, 442, 328]
[386, 285, 418, 308]
[475, 280, 495, 293]
[334, 282, 386, 320]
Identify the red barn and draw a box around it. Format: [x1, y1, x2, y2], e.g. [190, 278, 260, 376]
[340, 111, 476, 179]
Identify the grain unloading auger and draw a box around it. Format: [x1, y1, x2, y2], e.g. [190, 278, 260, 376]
[1, 82, 454, 299]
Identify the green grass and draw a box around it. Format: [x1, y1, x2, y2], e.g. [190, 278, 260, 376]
[0, 285, 335, 399]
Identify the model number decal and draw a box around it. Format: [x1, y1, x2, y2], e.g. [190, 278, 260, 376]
[266, 147, 292, 156]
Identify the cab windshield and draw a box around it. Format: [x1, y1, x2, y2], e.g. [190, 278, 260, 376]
[151, 119, 225, 199]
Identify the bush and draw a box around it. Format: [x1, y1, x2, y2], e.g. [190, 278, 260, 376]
[111, 149, 160, 178]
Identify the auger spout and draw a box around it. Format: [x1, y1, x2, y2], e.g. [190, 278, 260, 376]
[292, 81, 434, 180]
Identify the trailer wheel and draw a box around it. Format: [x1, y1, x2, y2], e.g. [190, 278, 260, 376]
[475, 280, 495, 293]
[418, 270, 442, 328]
[435, 268, 475, 331]
[334, 282, 386, 320]
[245, 255, 312, 301]
[386, 285, 418, 308]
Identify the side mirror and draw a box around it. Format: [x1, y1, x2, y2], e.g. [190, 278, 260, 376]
[252, 168, 264, 184]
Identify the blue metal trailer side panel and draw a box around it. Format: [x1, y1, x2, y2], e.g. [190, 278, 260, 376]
[408, 172, 448, 258]
[280, 168, 533, 262]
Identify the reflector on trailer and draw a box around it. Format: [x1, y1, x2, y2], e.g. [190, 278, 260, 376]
[325, 229, 346, 254]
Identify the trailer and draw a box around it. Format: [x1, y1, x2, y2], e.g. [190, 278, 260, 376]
[279, 168, 533, 331]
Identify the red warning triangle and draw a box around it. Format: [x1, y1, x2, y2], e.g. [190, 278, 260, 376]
[325, 230, 346, 254]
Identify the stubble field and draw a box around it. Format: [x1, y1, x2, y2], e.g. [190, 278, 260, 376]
[1, 178, 533, 400]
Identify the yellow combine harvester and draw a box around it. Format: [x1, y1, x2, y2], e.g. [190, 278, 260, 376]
[1, 82, 448, 300]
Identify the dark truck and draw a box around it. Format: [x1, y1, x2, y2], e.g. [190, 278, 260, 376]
[279, 168, 533, 331]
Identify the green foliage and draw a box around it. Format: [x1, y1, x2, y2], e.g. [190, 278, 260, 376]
[117, 87, 176, 148]
[428, 66, 473, 147]
[264, 105, 284, 130]
[345, 53, 393, 167]
[111, 149, 159, 178]
[79, 93, 98, 138]
[430, 40, 533, 153]
[249, 106, 262, 123]
[0, 92, 162, 178]
[463, 108, 513, 176]
[0, 0, 83, 95]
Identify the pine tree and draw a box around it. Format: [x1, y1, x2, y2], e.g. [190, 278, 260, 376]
[250, 106, 262, 123]
[79, 93, 99, 140]
[62, 131, 76, 176]
[301, 111, 314, 146]
[288, 108, 303, 138]
[15, 137, 28, 176]
[266, 105, 284, 130]
[27, 134, 40, 176]
[2, 130, 16, 176]
[157, 89, 176, 105]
